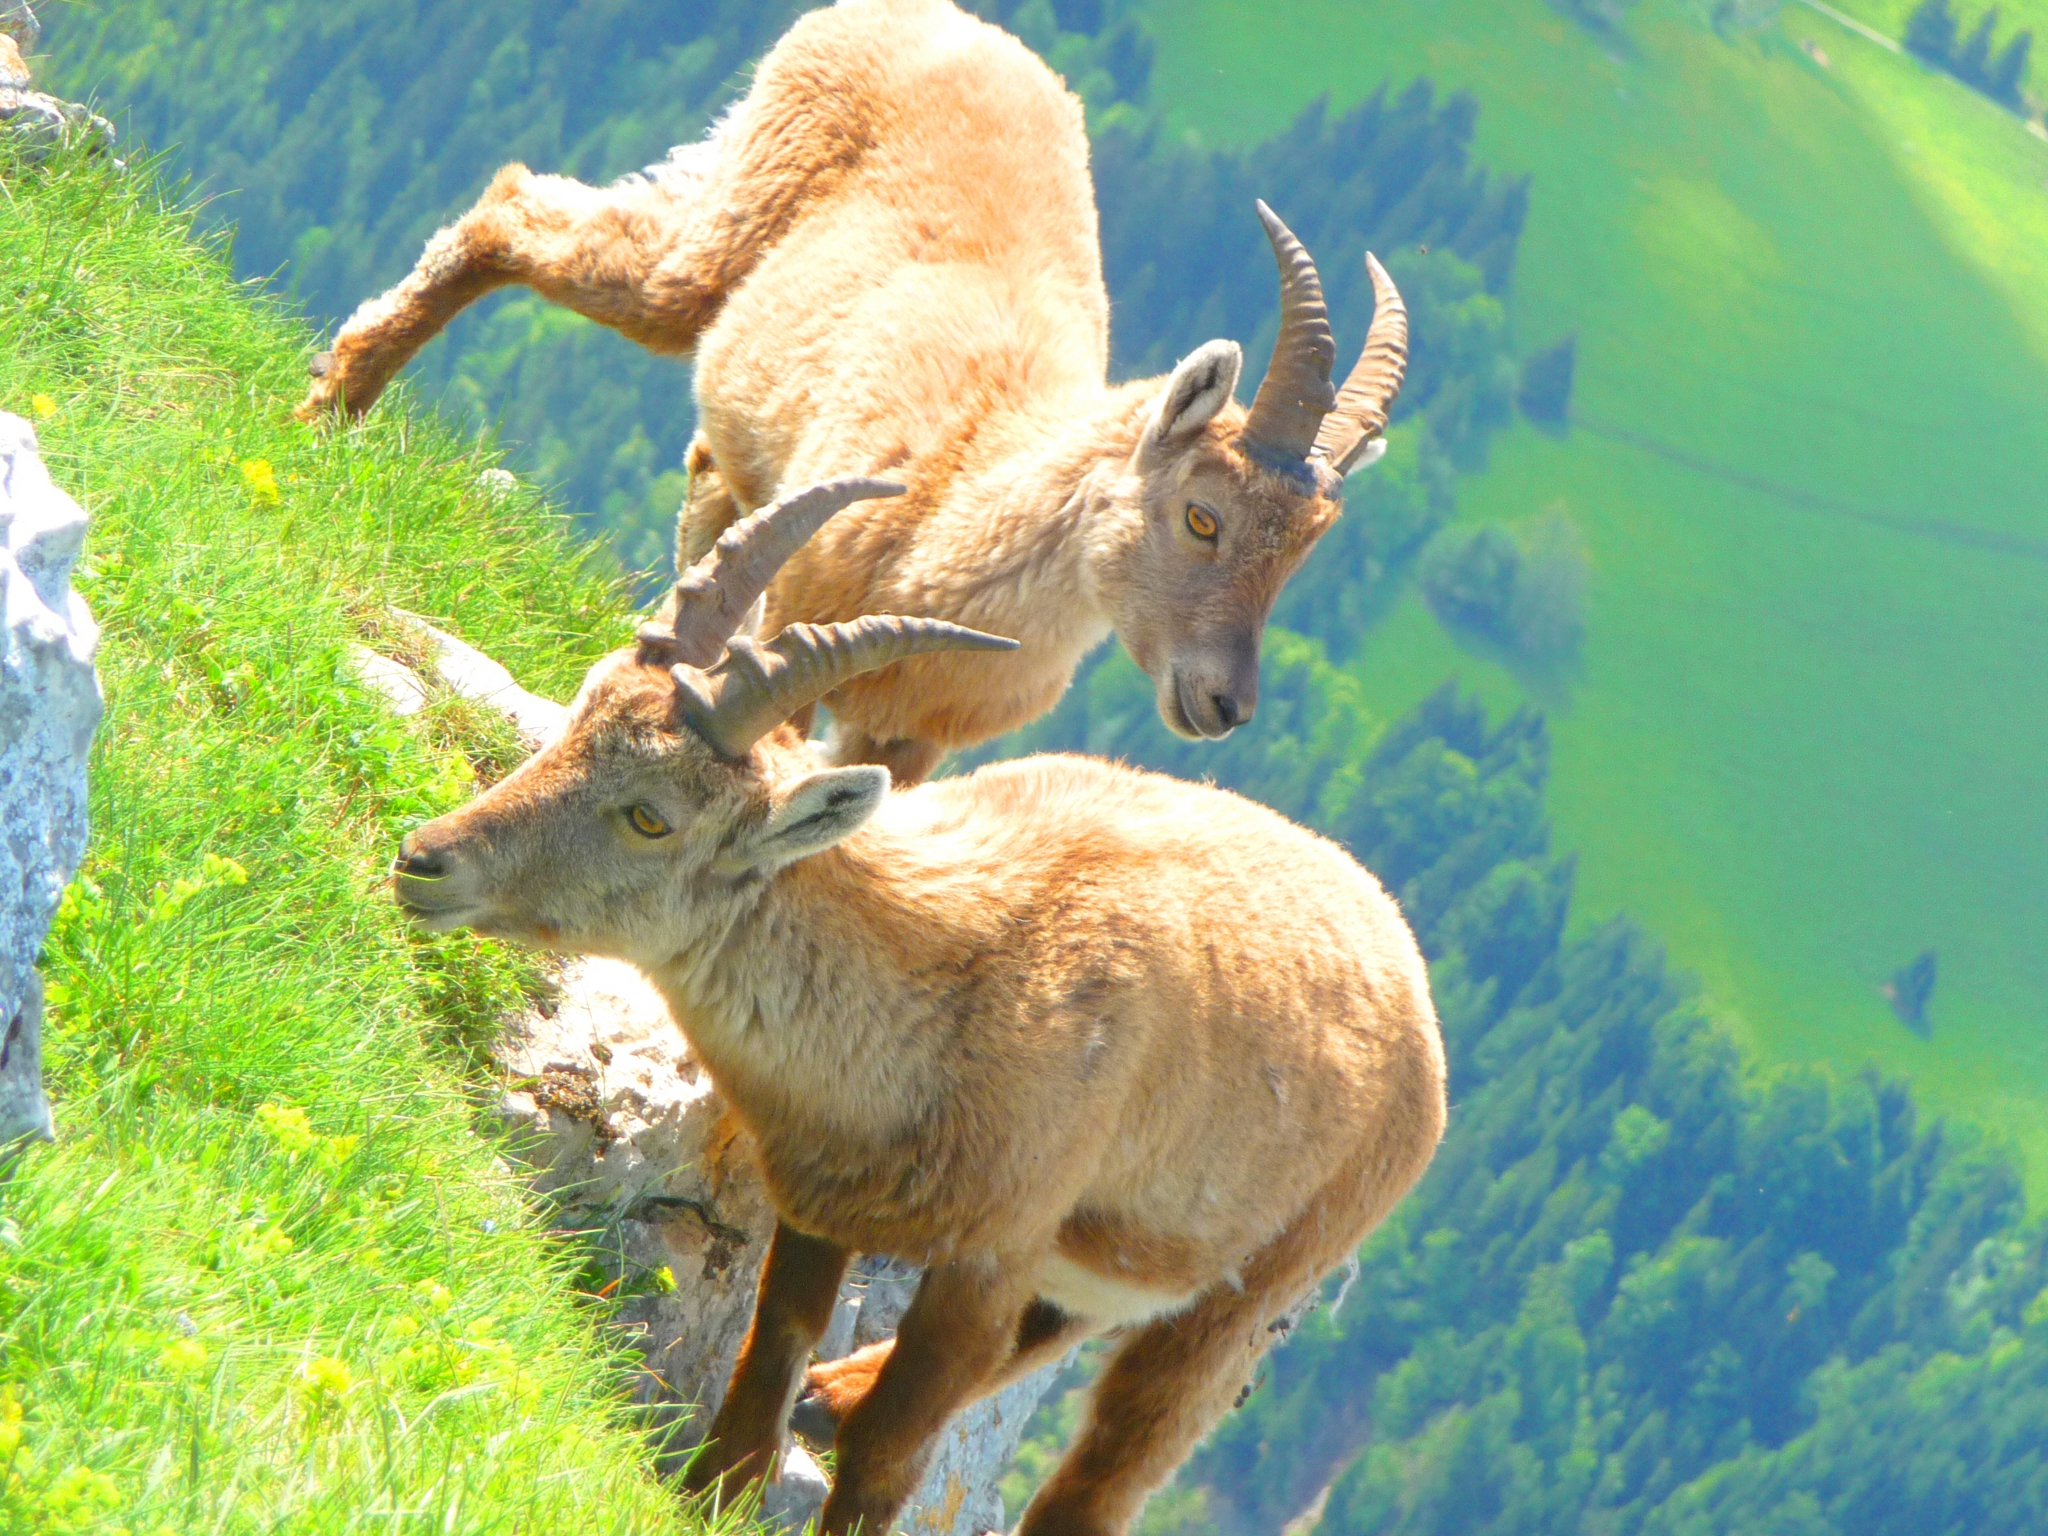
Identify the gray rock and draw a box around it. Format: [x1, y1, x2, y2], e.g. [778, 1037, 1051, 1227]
[0, 412, 101, 1148]
[0, 8, 117, 159]
[760, 1444, 832, 1532]
[849, 1255, 924, 1349]
[0, 3, 39, 53]
[0, 972, 49, 1151]
[495, 955, 778, 1465]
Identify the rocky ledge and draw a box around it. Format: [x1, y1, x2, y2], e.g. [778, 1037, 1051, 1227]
[0, 411, 102, 1147]
[1, 3, 117, 160]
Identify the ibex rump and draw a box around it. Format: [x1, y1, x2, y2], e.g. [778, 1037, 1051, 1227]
[306, 0, 1408, 784]
[393, 480, 1446, 1535]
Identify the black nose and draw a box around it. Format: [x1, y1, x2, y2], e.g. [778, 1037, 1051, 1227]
[1211, 693, 1244, 730]
[394, 838, 449, 881]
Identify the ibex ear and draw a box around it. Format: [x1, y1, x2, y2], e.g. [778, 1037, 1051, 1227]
[1141, 340, 1242, 462]
[735, 765, 889, 871]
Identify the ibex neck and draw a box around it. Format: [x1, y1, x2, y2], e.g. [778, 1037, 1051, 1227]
[644, 810, 1012, 1159]
[926, 382, 1156, 650]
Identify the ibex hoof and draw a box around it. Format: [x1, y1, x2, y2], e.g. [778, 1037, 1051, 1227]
[788, 1388, 840, 1449]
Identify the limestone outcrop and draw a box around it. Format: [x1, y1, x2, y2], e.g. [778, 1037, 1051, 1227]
[352, 601, 1061, 1531]
[1, 4, 117, 159]
[0, 412, 102, 1147]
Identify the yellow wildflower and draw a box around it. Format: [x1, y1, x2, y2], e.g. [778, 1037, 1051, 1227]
[157, 1338, 208, 1376]
[295, 1355, 353, 1401]
[240, 458, 281, 505]
[254, 1102, 316, 1156]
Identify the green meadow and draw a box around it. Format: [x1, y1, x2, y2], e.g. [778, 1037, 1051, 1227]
[1141, 0, 2048, 1191]
[0, 147, 719, 1532]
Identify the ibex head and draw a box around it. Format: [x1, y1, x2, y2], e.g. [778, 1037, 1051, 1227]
[392, 479, 1016, 958]
[1101, 202, 1408, 741]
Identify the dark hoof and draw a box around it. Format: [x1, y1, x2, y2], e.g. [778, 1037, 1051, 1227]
[308, 351, 333, 378]
[789, 1389, 839, 1450]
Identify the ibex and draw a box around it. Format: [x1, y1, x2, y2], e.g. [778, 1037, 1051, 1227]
[392, 478, 1447, 1535]
[304, 0, 1409, 785]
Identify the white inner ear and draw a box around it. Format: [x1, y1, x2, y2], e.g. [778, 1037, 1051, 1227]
[1351, 437, 1389, 471]
[1144, 340, 1243, 457]
[739, 765, 889, 871]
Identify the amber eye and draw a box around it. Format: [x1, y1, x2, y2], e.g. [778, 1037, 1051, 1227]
[627, 805, 671, 839]
[1186, 503, 1219, 541]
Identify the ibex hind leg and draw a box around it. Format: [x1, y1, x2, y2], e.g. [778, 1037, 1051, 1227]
[818, 1261, 1042, 1534]
[1018, 1285, 1290, 1536]
[296, 164, 720, 422]
[298, 23, 891, 424]
[1020, 1216, 1379, 1535]
[676, 435, 741, 572]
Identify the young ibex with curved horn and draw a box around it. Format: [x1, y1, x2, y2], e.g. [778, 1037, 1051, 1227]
[392, 477, 1446, 1535]
[303, 0, 1408, 784]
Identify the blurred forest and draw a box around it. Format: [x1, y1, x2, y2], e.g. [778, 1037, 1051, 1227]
[38, 1, 2048, 1532]
[984, 651, 2048, 1536]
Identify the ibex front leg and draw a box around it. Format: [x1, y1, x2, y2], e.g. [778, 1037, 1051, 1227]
[296, 166, 705, 422]
[684, 1221, 850, 1503]
[820, 1257, 1036, 1533]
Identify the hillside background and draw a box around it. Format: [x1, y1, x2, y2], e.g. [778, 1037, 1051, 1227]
[38, 0, 2048, 1195]
[17, 0, 2048, 1531]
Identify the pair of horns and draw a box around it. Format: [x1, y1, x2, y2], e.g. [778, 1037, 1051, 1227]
[1241, 201, 1411, 484]
[635, 477, 1017, 758]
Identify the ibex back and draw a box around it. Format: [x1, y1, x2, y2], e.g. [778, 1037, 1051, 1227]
[393, 480, 1446, 1535]
[304, 0, 1409, 784]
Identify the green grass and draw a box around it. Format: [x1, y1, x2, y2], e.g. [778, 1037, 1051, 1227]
[1140, 0, 2048, 1194]
[0, 145, 721, 1531]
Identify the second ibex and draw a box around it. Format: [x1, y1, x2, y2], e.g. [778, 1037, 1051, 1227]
[301, 0, 1408, 783]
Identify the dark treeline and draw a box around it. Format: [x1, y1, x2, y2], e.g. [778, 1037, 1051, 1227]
[1907, 0, 2035, 109]
[985, 650, 2048, 1535]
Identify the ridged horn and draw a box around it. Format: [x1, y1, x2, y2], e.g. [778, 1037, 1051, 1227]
[673, 616, 1020, 759]
[1240, 201, 1338, 471]
[636, 477, 906, 668]
[1313, 253, 1410, 477]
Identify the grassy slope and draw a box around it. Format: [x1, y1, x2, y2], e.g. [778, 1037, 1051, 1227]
[1141, 0, 2048, 1191]
[0, 148, 710, 1530]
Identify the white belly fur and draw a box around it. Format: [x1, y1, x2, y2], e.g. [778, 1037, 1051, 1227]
[1032, 1252, 1203, 1329]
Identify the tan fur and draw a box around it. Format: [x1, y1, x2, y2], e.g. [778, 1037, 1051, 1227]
[394, 653, 1446, 1535]
[302, 0, 1353, 778]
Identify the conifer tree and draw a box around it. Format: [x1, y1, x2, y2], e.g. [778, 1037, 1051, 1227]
[1955, 6, 2001, 85]
[1906, 0, 1960, 62]
[1988, 27, 2032, 103]
[1517, 334, 1577, 435]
